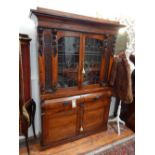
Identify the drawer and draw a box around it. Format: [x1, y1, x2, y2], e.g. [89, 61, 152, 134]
[81, 91, 111, 101]
[81, 93, 110, 111]
[41, 95, 82, 115]
[84, 98, 109, 111]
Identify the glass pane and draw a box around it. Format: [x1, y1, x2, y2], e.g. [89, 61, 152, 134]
[58, 37, 80, 88]
[83, 38, 103, 85]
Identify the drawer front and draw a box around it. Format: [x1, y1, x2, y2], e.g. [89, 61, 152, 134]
[42, 101, 73, 115]
[41, 95, 82, 115]
[84, 97, 109, 111]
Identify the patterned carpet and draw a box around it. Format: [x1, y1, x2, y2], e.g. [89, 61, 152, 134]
[85, 135, 135, 155]
[95, 138, 134, 155]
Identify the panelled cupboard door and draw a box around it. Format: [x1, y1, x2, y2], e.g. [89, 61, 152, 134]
[81, 96, 110, 133]
[41, 100, 78, 146]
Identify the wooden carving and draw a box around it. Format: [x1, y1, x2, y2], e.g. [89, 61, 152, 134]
[52, 29, 58, 57]
[38, 28, 58, 93]
[101, 34, 116, 85]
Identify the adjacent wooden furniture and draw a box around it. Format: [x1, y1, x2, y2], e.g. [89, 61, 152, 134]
[30, 7, 124, 148]
[19, 34, 36, 154]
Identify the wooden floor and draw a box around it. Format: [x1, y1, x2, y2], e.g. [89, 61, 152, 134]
[19, 123, 134, 155]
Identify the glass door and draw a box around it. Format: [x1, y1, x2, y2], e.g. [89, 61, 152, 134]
[82, 35, 104, 86]
[57, 31, 81, 88]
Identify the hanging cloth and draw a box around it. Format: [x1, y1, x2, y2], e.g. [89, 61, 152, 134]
[109, 52, 133, 103]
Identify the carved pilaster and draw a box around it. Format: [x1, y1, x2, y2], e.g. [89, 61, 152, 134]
[103, 34, 116, 55]
[107, 35, 116, 55]
[38, 27, 44, 56]
[51, 29, 58, 57]
[101, 34, 116, 85]
[38, 28, 58, 93]
[41, 29, 52, 92]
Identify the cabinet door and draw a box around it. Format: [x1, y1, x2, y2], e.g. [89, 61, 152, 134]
[80, 94, 110, 133]
[82, 35, 105, 86]
[41, 99, 78, 146]
[57, 31, 81, 89]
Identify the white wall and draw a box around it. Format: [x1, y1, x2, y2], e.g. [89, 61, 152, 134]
[19, 0, 134, 138]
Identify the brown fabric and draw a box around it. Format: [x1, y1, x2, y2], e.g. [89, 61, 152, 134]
[109, 53, 133, 103]
[129, 54, 135, 65]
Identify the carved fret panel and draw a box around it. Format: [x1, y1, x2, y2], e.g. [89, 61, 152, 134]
[102, 34, 116, 85]
[103, 34, 116, 55]
[38, 28, 43, 56]
[107, 35, 116, 55]
[52, 29, 58, 57]
[43, 29, 53, 92]
[38, 28, 59, 92]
